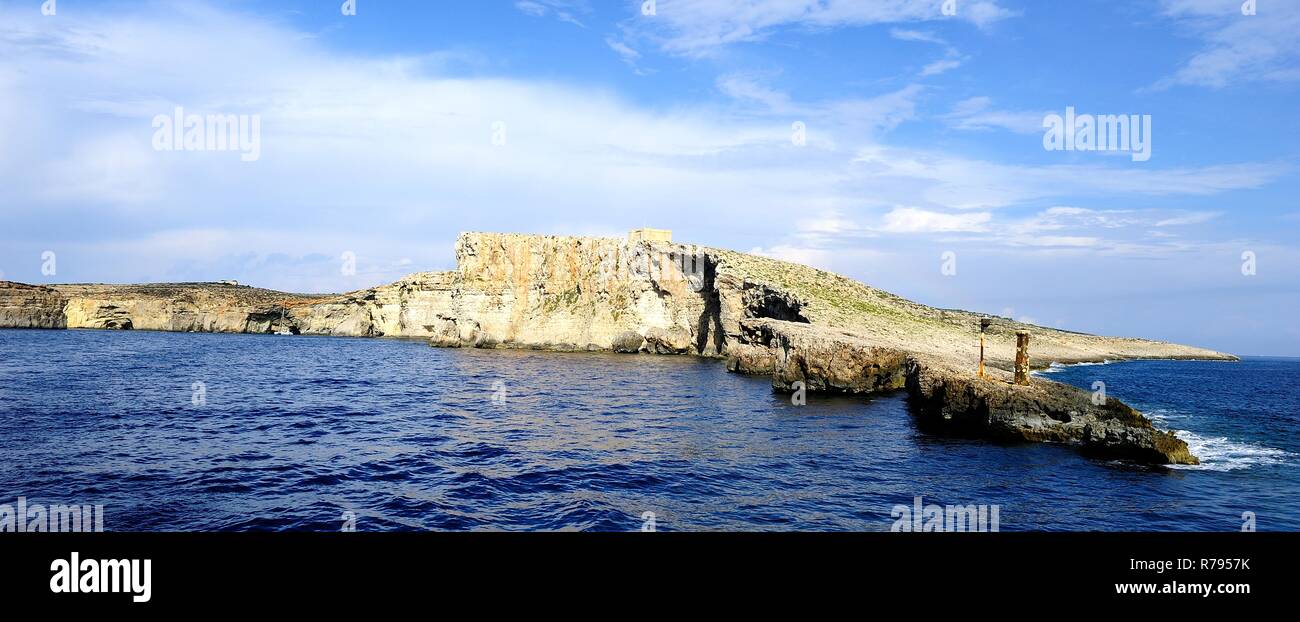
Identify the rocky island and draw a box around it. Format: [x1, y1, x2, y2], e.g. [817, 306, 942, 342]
[0, 230, 1235, 465]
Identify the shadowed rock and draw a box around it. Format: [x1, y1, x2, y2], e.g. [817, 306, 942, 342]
[729, 318, 1198, 465]
[1, 232, 1227, 465]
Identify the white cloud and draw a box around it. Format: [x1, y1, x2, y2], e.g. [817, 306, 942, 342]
[515, 1, 549, 17]
[749, 245, 836, 270]
[636, 0, 1014, 56]
[943, 97, 1046, 134]
[1155, 211, 1223, 226]
[515, 1, 587, 27]
[1008, 206, 1140, 235]
[716, 73, 792, 112]
[1007, 235, 1099, 248]
[848, 146, 1282, 210]
[0, 1, 1284, 295]
[919, 57, 964, 77]
[0, 3, 858, 287]
[714, 77, 925, 137]
[1154, 0, 1300, 88]
[605, 36, 642, 63]
[889, 28, 947, 45]
[888, 27, 967, 77]
[880, 207, 991, 233]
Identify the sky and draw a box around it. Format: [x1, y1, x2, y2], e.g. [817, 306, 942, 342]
[0, 0, 1296, 355]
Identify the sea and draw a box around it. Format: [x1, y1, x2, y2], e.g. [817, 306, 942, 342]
[1, 329, 1296, 531]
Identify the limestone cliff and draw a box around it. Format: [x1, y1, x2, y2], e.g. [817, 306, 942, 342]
[1, 232, 1233, 365]
[0, 282, 67, 329]
[0, 231, 1236, 464]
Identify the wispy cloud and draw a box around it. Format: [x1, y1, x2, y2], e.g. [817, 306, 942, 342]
[889, 27, 967, 77]
[714, 75, 924, 137]
[880, 207, 991, 233]
[515, 0, 588, 27]
[943, 97, 1046, 134]
[848, 146, 1282, 210]
[919, 57, 964, 76]
[716, 73, 793, 112]
[889, 28, 948, 46]
[605, 36, 643, 66]
[1154, 0, 1300, 88]
[1155, 211, 1223, 226]
[633, 0, 1014, 56]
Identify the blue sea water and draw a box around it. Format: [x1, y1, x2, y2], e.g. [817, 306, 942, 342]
[0, 329, 1296, 531]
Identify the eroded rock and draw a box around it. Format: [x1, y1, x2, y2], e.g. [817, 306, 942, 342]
[0, 282, 67, 329]
[732, 318, 1198, 465]
[612, 330, 645, 353]
[0, 232, 1224, 466]
[644, 326, 692, 354]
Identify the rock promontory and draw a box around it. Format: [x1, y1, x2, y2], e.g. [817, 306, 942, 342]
[1, 231, 1233, 465]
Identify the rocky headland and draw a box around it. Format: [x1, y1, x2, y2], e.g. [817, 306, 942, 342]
[0, 231, 1235, 465]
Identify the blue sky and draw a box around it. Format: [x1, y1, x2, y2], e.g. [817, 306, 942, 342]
[0, 0, 1296, 355]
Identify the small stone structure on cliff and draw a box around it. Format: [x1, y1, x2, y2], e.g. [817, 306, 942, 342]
[0, 231, 1236, 465]
[628, 228, 672, 243]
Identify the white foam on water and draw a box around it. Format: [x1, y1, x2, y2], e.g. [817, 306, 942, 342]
[1032, 360, 1113, 376]
[1142, 409, 1294, 471]
[1027, 364, 1292, 472]
[1168, 430, 1293, 471]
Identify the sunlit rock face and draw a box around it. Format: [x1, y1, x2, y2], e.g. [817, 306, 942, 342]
[444, 233, 717, 353]
[0, 233, 807, 356]
[0, 231, 1234, 465]
[0, 282, 67, 329]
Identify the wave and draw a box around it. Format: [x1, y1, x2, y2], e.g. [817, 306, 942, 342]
[1168, 430, 1294, 472]
[1032, 360, 1113, 375]
[1140, 409, 1294, 471]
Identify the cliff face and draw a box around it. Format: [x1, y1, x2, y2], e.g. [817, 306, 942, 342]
[0, 232, 1232, 364]
[433, 233, 717, 352]
[31, 283, 325, 334]
[265, 233, 808, 355]
[0, 231, 1236, 464]
[0, 282, 67, 329]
